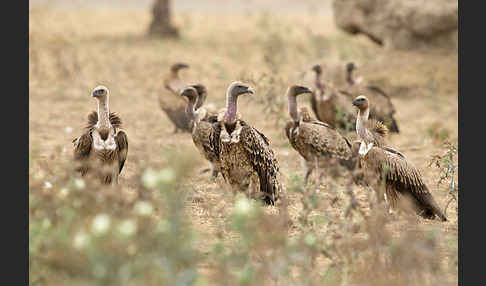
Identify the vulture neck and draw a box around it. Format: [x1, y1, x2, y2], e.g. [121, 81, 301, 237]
[170, 69, 181, 80]
[346, 69, 355, 86]
[356, 107, 370, 138]
[185, 96, 197, 122]
[287, 93, 300, 124]
[194, 91, 206, 111]
[96, 96, 111, 128]
[224, 91, 238, 127]
[315, 73, 326, 94]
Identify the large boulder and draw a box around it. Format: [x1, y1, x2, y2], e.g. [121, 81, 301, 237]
[332, 0, 458, 51]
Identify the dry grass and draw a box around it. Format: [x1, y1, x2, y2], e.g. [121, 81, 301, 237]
[29, 7, 458, 286]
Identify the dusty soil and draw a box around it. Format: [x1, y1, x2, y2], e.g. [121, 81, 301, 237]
[29, 5, 458, 284]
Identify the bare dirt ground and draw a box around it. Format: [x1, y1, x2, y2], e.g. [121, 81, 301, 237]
[29, 3, 457, 285]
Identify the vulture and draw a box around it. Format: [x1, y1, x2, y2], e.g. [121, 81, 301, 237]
[342, 62, 400, 133]
[310, 64, 357, 132]
[352, 95, 446, 221]
[72, 86, 128, 185]
[180, 84, 221, 178]
[285, 85, 357, 185]
[159, 63, 205, 133]
[217, 81, 282, 205]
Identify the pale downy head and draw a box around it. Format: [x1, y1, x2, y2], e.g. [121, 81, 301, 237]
[287, 85, 313, 97]
[92, 85, 109, 100]
[352, 95, 369, 111]
[227, 81, 255, 98]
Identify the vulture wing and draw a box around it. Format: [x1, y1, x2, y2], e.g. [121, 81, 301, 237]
[115, 130, 128, 174]
[300, 121, 352, 160]
[73, 132, 93, 175]
[239, 122, 280, 205]
[365, 146, 447, 221]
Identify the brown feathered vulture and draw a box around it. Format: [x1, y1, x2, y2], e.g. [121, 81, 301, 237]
[310, 64, 358, 131]
[285, 85, 357, 185]
[217, 81, 282, 205]
[159, 62, 206, 133]
[180, 84, 221, 178]
[72, 85, 128, 185]
[352, 95, 446, 221]
[343, 62, 400, 133]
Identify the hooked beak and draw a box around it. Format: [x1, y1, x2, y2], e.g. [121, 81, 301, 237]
[352, 98, 360, 106]
[246, 86, 255, 96]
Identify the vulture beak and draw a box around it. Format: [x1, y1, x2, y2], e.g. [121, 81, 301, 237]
[246, 86, 255, 96]
[301, 87, 313, 94]
[352, 98, 360, 106]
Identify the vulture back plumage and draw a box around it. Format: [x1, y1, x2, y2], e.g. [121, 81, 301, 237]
[310, 64, 356, 131]
[343, 62, 400, 133]
[180, 85, 222, 178]
[158, 62, 195, 133]
[218, 82, 282, 205]
[352, 95, 446, 221]
[285, 85, 357, 184]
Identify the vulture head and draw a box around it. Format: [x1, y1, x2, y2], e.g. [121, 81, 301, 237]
[170, 62, 189, 73]
[312, 64, 322, 75]
[346, 62, 356, 73]
[189, 83, 208, 110]
[228, 81, 255, 98]
[92, 85, 109, 100]
[352, 95, 369, 111]
[179, 86, 198, 102]
[287, 85, 313, 97]
[190, 84, 207, 97]
[286, 85, 312, 123]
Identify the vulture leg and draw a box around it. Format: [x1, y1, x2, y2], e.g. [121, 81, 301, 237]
[211, 166, 219, 179]
[304, 163, 314, 185]
[315, 158, 322, 186]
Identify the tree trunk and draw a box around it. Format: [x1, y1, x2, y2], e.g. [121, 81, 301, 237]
[148, 0, 179, 38]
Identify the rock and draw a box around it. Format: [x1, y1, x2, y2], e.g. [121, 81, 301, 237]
[332, 0, 458, 51]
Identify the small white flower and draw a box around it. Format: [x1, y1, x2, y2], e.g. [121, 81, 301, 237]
[159, 168, 176, 184]
[134, 201, 153, 216]
[118, 219, 137, 236]
[234, 197, 252, 216]
[44, 181, 53, 189]
[65, 126, 73, 134]
[304, 233, 316, 246]
[74, 178, 85, 190]
[58, 188, 69, 199]
[91, 213, 111, 235]
[141, 168, 158, 188]
[73, 231, 89, 249]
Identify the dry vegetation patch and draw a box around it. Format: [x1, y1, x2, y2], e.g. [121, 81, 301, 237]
[30, 7, 457, 285]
